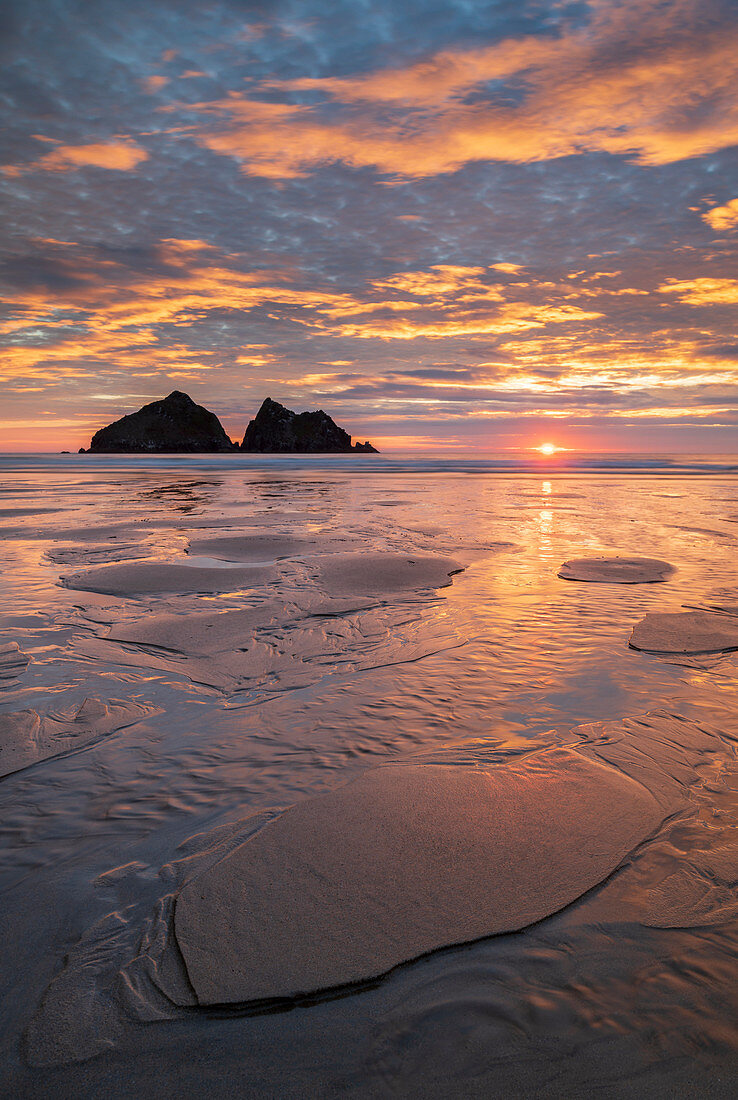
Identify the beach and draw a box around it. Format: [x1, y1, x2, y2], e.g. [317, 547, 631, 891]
[1, 451, 737, 1097]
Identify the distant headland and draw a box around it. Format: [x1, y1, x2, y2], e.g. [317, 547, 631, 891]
[79, 392, 378, 454]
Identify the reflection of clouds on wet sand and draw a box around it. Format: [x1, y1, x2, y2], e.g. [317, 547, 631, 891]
[1, 461, 738, 1095]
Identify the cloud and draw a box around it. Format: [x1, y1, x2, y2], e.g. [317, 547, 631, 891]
[141, 75, 169, 94]
[5, 237, 736, 447]
[3, 139, 148, 176]
[659, 278, 738, 304]
[186, 0, 738, 179]
[702, 198, 738, 231]
[332, 303, 601, 340]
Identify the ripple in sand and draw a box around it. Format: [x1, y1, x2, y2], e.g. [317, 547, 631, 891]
[0, 697, 161, 778]
[558, 556, 675, 583]
[629, 609, 738, 654]
[60, 560, 277, 597]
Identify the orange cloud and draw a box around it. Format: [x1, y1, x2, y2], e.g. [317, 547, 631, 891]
[659, 278, 738, 305]
[141, 75, 169, 93]
[2, 238, 736, 442]
[333, 303, 601, 340]
[371, 265, 490, 297]
[702, 199, 738, 232]
[186, 0, 738, 179]
[3, 139, 148, 176]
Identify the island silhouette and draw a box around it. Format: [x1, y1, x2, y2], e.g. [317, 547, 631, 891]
[80, 392, 378, 454]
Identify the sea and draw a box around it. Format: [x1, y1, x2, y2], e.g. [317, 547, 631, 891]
[0, 451, 737, 1098]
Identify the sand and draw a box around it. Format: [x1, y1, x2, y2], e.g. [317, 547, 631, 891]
[310, 552, 464, 596]
[61, 561, 277, 597]
[629, 609, 738, 654]
[0, 641, 30, 686]
[107, 604, 284, 655]
[186, 534, 312, 561]
[0, 698, 160, 778]
[174, 748, 665, 1005]
[558, 556, 675, 582]
[73, 595, 455, 694]
[53, 524, 145, 542]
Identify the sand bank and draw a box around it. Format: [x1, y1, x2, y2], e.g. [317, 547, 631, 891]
[310, 552, 464, 595]
[630, 609, 738, 654]
[558, 556, 674, 582]
[61, 561, 277, 597]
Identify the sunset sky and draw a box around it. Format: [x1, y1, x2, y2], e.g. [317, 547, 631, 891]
[1, 0, 737, 453]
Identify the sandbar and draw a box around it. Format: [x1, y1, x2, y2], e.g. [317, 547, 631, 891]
[61, 561, 277, 597]
[558, 556, 675, 583]
[310, 552, 464, 596]
[629, 610, 738, 654]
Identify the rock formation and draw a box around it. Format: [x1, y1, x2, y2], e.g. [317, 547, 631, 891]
[84, 391, 236, 453]
[240, 397, 378, 453]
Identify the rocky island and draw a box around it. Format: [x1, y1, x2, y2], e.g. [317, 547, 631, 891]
[83, 391, 236, 453]
[82, 392, 378, 454]
[240, 397, 378, 453]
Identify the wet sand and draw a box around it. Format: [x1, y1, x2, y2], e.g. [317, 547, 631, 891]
[1, 455, 738, 1097]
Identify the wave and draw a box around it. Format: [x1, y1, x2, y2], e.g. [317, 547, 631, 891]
[0, 452, 736, 476]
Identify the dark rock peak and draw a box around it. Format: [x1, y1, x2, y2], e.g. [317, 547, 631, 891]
[87, 391, 236, 454]
[240, 398, 378, 454]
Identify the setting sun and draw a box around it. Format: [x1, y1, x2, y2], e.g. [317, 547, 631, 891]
[536, 442, 560, 455]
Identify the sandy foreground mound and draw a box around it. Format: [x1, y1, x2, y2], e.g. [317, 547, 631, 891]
[25, 710, 734, 1067]
[311, 552, 463, 595]
[0, 698, 161, 778]
[173, 749, 665, 1005]
[558, 556, 674, 583]
[61, 561, 277, 597]
[630, 609, 738, 654]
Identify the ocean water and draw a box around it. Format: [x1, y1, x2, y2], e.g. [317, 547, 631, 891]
[0, 453, 737, 1097]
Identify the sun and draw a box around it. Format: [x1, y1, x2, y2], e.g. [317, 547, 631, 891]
[536, 442, 559, 455]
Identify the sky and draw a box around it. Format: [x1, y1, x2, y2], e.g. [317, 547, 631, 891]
[1, 0, 737, 453]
